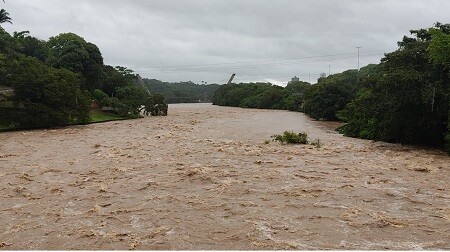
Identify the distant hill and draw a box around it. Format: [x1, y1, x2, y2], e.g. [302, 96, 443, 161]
[143, 79, 220, 103]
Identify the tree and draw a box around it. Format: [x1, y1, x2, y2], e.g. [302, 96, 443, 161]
[337, 88, 379, 139]
[428, 25, 450, 153]
[285, 80, 310, 94]
[301, 69, 358, 120]
[47, 33, 90, 72]
[0, 26, 21, 57]
[144, 78, 219, 103]
[47, 33, 89, 73]
[339, 24, 449, 149]
[115, 66, 135, 79]
[6, 55, 90, 128]
[82, 42, 103, 90]
[99, 65, 129, 97]
[144, 93, 168, 116]
[115, 85, 148, 116]
[212, 82, 311, 111]
[47, 33, 103, 91]
[12, 31, 48, 61]
[428, 28, 450, 66]
[0, 9, 12, 26]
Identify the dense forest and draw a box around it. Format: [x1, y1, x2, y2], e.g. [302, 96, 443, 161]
[212, 80, 310, 111]
[143, 79, 219, 103]
[0, 9, 166, 130]
[213, 23, 450, 154]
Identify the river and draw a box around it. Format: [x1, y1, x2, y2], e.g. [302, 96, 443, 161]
[0, 103, 449, 249]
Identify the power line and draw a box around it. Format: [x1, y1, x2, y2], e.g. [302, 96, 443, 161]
[134, 49, 386, 69]
[132, 50, 386, 74]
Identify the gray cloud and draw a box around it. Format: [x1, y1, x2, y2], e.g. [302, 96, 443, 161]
[3, 0, 450, 85]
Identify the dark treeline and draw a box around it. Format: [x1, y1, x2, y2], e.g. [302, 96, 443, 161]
[0, 10, 166, 130]
[213, 23, 450, 154]
[337, 23, 450, 152]
[143, 79, 219, 103]
[212, 81, 309, 111]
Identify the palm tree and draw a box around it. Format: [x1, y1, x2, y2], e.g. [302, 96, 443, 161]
[0, 9, 12, 25]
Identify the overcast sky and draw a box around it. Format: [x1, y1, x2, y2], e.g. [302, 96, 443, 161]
[3, 0, 450, 85]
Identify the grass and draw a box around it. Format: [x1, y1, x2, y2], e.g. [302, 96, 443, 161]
[0, 121, 9, 131]
[89, 110, 127, 123]
[0, 110, 128, 133]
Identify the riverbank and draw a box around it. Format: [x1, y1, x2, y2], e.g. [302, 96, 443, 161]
[0, 110, 128, 132]
[0, 104, 449, 249]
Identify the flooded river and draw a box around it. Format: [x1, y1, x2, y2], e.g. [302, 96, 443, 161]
[0, 103, 449, 249]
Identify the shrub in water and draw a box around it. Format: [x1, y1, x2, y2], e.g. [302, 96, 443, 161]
[271, 131, 308, 144]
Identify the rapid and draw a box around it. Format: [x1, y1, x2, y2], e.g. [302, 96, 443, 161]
[0, 103, 449, 249]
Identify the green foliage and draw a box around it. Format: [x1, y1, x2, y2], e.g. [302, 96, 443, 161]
[47, 33, 104, 91]
[301, 65, 381, 121]
[271, 131, 308, 144]
[92, 88, 109, 103]
[337, 88, 379, 139]
[212, 82, 306, 111]
[116, 85, 148, 115]
[0, 9, 12, 25]
[99, 65, 129, 97]
[6, 55, 90, 128]
[47, 33, 90, 72]
[339, 23, 449, 148]
[0, 24, 168, 130]
[114, 66, 135, 79]
[428, 26, 450, 66]
[13, 31, 48, 61]
[144, 93, 168, 116]
[285, 80, 310, 94]
[428, 24, 450, 154]
[144, 79, 219, 103]
[0, 115, 9, 131]
[89, 110, 125, 123]
[301, 69, 360, 120]
[0, 28, 20, 58]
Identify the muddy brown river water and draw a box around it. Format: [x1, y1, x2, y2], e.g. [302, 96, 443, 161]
[0, 103, 449, 250]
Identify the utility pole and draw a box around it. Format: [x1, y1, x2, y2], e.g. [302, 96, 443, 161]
[356, 46, 361, 70]
[356, 46, 361, 85]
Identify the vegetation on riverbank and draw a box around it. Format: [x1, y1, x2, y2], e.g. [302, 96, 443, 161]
[89, 110, 126, 123]
[213, 23, 450, 154]
[212, 80, 309, 111]
[337, 23, 450, 153]
[0, 110, 127, 132]
[0, 119, 8, 131]
[0, 9, 167, 132]
[143, 79, 219, 103]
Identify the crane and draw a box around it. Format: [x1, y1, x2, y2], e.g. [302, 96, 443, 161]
[226, 73, 236, 85]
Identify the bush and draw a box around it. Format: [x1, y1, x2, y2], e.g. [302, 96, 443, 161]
[271, 131, 308, 144]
